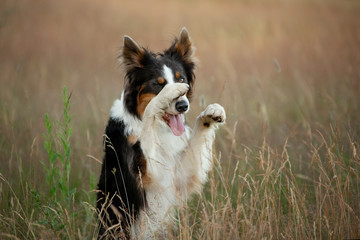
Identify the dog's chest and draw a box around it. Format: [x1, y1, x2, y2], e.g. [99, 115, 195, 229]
[139, 125, 191, 222]
[134, 144, 182, 239]
[156, 124, 190, 154]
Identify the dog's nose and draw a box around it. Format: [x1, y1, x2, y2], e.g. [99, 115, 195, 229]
[175, 100, 189, 113]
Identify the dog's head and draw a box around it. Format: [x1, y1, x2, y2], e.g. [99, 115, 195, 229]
[120, 27, 196, 135]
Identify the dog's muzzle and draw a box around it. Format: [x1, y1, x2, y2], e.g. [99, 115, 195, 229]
[175, 100, 189, 113]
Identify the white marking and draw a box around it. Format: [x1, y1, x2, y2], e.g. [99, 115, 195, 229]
[110, 91, 143, 136]
[163, 65, 175, 84]
[133, 103, 225, 238]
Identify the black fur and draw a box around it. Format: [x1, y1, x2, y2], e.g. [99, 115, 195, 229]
[96, 119, 146, 239]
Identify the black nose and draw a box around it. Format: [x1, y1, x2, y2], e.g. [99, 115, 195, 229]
[175, 100, 189, 113]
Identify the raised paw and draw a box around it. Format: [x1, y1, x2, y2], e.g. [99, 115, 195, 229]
[157, 83, 189, 109]
[199, 103, 226, 127]
[143, 83, 189, 119]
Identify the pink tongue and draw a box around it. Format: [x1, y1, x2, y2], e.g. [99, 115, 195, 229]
[168, 114, 185, 136]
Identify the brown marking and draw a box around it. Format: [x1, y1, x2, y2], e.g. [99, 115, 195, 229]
[175, 72, 181, 79]
[140, 172, 152, 188]
[174, 29, 195, 64]
[174, 40, 192, 59]
[157, 77, 165, 84]
[138, 85, 145, 95]
[127, 135, 138, 145]
[137, 156, 152, 188]
[137, 93, 156, 117]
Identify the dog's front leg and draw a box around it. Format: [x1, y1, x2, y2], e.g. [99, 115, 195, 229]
[182, 103, 226, 194]
[139, 83, 189, 188]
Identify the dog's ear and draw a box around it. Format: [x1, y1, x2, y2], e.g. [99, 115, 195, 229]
[121, 36, 146, 71]
[164, 28, 197, 100]
[173, 27, 196, 64]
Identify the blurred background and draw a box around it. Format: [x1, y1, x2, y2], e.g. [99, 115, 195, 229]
[0, 0, 360, 238]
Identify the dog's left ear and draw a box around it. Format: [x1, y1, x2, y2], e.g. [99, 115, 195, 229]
[165, 27, 197, 99]
[166, 27, 196, 65]
[122, 36, 147, 72]
[174, 27, 195, 64]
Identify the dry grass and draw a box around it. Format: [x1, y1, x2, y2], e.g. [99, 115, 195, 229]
[1, 0, 360, 239]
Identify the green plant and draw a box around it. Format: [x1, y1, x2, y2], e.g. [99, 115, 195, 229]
[26, 86, 80, 238]
[42, 86, 76, 205]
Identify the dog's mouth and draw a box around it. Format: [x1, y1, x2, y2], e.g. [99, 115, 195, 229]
[163, 113, 185, 136]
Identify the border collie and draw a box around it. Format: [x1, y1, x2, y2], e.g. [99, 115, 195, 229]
[96, 27, 226, 239]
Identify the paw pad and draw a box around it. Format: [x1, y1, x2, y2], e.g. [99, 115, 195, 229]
[200, 103, 226, 127]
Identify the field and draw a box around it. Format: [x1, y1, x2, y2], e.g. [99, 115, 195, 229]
[1, 0, 360, 239]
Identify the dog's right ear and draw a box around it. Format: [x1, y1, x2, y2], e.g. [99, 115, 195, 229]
[122, 36, 146, 71]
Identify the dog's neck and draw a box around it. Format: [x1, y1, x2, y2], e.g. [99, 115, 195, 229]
[110, 91, 143, 137]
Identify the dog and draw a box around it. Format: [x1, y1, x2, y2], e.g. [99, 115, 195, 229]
[96, 27, 226, 239]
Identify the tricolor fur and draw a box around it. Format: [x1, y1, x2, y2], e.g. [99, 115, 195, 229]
[96, 28, 226, 239]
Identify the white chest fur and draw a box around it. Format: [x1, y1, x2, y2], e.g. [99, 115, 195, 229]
[133, 124, 192, 239]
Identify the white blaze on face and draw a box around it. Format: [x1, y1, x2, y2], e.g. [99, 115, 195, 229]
[162, 65, 175, 84]
[161, 65, 189, 136]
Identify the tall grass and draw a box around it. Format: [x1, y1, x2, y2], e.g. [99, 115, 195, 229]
[174, 131, 360, 239]
[0, 87, 98, 239]
[1, 0, 360, 239]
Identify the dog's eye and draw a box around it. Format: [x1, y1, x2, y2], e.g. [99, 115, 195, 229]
[175, 71, 185, 83]
[157, 77, 165, 85]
